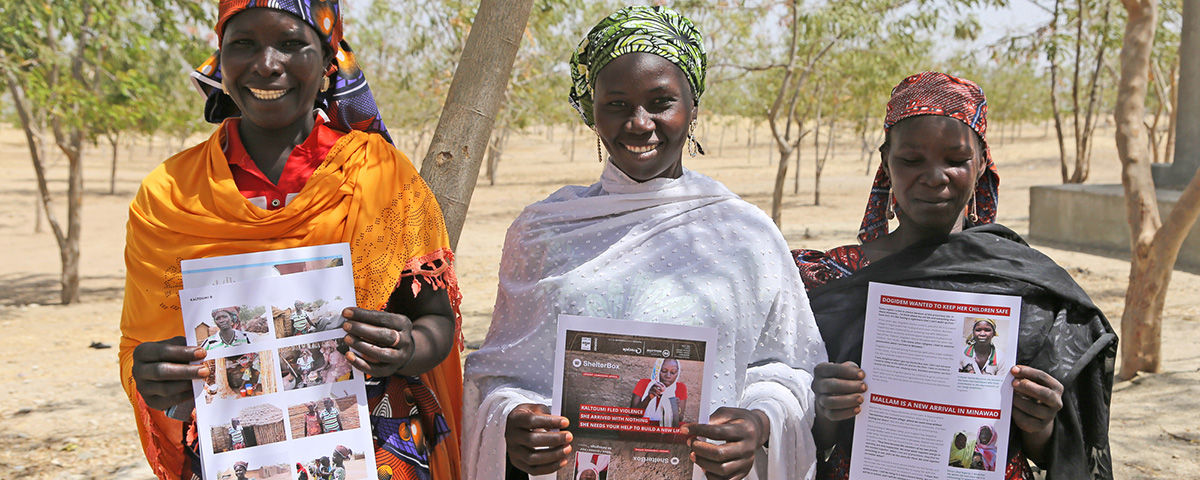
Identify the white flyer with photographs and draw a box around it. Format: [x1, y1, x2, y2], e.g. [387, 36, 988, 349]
[851, 282, 1021, 480]
[179, 244, 376, 480]
[549, 315, 717, 480]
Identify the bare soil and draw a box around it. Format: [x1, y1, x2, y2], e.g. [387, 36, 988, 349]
[0, 121, 1196, 479]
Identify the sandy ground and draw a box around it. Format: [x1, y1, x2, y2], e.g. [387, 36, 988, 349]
[0, 120, 1197, 479]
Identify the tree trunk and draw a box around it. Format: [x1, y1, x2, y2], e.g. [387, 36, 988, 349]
[1049, 0, 1071, 183]
[6, 70, 69, 264]
[771, 148, 793, 226]
[1115, 0, 1162, 379]
[800, 98, 821, 195]
[569, 124, 577, 162]
[1164, 59, 1179, 164]
[815, 119, 835, 206]
[1073, 0, 1114, 183]
[793, 129, 804, 195]
[417, 0, 533, 249]
[747, 121, 754, 163]
[485, 128, 509, 187]
[1168, 0, 1200, 183]
[109, 135, 120, 194]
[1070, 0, 1086, 183]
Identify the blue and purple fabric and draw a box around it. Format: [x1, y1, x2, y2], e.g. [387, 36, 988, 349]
[368, 376, 451, 480]
[190, 0, 392, 143]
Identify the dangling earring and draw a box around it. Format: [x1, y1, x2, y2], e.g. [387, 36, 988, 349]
[321, 75, 330, 93]
[687, 119, 705, 157]
[886, 190, 896, 220]
[967, 191, 979, 224]
[594, 129, 605, 163]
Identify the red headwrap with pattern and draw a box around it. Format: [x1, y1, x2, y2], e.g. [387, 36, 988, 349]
[859, 72, 999, 243]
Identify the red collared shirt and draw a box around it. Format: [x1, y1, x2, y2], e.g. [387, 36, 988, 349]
[224, 115, 345, 210]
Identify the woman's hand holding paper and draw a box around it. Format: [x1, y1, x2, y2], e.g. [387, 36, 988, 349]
[131, 336, 209, 411]
[505, 403, 573, 475]
[812, 361, 867, 422]
[1011, 365, 1063, 465]
[683, 407, 770, 480]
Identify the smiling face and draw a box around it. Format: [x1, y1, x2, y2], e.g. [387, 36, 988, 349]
[579, 469, 598, 480]
[972, 321, 996, 345]
[219, 9, 332, 135]
[658, 359, 680, 387]
[592, 52, 697, 182]
[882, 115, 984, 237]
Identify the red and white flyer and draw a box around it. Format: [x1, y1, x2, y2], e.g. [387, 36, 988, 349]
[549, 315, 716, 480]
[851, 282, 1022, 480]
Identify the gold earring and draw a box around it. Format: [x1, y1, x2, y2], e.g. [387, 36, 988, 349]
[321, 76, 330, 92]
[967, 191, 979, 224]
[595, 130, 604, 163]
[687, 119, 704, 157]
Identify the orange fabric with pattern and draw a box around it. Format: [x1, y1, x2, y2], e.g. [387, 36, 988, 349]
[118, 123, 462, 479]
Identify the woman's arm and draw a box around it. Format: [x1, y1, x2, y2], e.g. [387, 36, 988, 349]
[341, 275, 455, 377]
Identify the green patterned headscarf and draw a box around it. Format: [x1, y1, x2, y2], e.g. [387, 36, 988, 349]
[568, 5, 707, 127]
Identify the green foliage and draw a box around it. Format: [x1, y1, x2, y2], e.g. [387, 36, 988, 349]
[0, 0, 210, 143]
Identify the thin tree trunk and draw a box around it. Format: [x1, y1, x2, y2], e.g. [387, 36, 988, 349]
[109, 135, 119, 194]
[719, 122, 726, 156]
[815, 119, 835, 206]
[418, 0, 533, 249]
[799, 99, 819, 195]
[747, 121, 754, 163]
[772, 148, 793, 226]
[1050, 0, 1071, 182]
[6, 70, 67, 255]
[1115, 0, 1163, 379]
[570, 123, 577, 162]
[1074, 0, 1114, 183]
[1164, 59, 1179, 164]
[1075, 0, 1094, 182]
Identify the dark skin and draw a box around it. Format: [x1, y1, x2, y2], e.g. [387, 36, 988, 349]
[218, 9, 333, 183]
[506, 53, 770, 480]
[592, 52, 696, 182]
[134, 275, 454, 412]
[810, 115, 1064, 466]
[133, 9, 455, 411]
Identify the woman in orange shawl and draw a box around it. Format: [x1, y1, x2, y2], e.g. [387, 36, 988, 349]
[119, 2, 462, 479]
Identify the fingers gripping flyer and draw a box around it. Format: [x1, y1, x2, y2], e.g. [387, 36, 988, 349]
[179, 244, 376, 480]
[550, 316, 717, 480]
[851, 283, 1021, 480]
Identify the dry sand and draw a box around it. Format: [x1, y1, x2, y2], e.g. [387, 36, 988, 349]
[0, 121, 1197, 479]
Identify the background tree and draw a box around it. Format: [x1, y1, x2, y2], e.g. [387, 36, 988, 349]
[0, 0, 206, 303]
[1113, 0, 1200, 379]
[417, 0, 534, 248]
[1036, 0, 1123, 183]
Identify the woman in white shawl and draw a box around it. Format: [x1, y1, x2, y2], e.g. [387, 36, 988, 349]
[630, 358, 687, 428]
[461, 6, 825, 480]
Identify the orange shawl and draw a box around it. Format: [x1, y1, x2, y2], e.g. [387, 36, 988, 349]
[119, 124, 462, 479]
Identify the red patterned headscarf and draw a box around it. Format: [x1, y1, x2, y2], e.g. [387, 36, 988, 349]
[190, 0, 392, 143]
[858, 72, 999, 243]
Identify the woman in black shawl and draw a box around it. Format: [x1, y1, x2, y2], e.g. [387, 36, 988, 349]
[793, 72, 1116, 480]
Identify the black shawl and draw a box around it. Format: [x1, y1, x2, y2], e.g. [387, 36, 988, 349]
[808, 224, 1116, 479]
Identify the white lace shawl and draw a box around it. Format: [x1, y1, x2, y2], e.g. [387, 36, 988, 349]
[462, 162, 827, 479]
